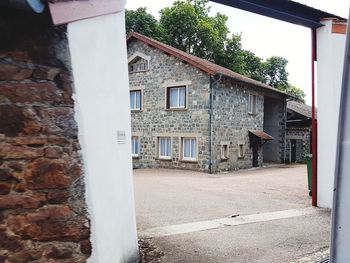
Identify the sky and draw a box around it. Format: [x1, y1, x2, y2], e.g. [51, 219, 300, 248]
[125, 0, 349, 105]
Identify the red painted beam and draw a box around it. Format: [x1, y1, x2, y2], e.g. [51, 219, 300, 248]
[311, 29, 318, 207]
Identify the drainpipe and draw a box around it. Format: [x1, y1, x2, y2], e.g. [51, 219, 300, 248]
[311, 28, 318, 207]
[283, 98, 287, 163]
[209, 74, 222, 174]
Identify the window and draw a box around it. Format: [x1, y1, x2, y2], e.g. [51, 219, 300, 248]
[131, 136, 139, 157]
[238, 144, 244, 158]
[248, 94, 257, 114]
[167, 86, 186, 109]
[158, 137, 172, 159]
[182, 138, 197, 161]
[221, 144, 229, 160]
[128, 58, 148, 73]
[130, 90, 141, 111]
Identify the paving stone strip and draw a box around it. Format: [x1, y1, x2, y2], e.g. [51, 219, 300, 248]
[139, 207, 320, 238]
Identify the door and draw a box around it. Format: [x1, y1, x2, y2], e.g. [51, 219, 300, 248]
[291, 139, 297, 163]
[252, 141, 259, 167]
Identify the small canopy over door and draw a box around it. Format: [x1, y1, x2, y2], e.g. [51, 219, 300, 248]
[249, 130, 274, 167]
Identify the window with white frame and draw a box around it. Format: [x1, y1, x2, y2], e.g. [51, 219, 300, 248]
[238, 144, 244, 158]
[182, 138, 197, 161]
[128, 57, 148, 73]
[167, 86, 186, 109]
[130, 90, 141, 111]
[248, 94, 257, 114]
[221, 144, 229, 160]
[158, 137, 172, 159]
[131, 136, 139, 157]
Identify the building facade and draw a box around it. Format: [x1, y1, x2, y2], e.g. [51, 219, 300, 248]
[286, 101, 313, 163]
[127, 33, 288, 173]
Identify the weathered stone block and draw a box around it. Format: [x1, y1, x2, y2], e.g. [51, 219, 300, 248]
[47, 191, 69, 204]
[0, 63, 32, 81]
[0, 144, 44, 160]
[80, 239, 92, 256]
[7, 206, 90, 242]
[44, 146, 63, 159]
[0, 194, 46, 209]
[0, 168, 17, 181]
[40, 108, 77, 138]
[0, 183, 11, 195]
[0, 105, 25, 137]
[43, 244, 73, 259]
[0, 82, 65, 105]
[24, 158, 71, 190]
[33, 66, 61, 81]
[0, 228, 23, 252]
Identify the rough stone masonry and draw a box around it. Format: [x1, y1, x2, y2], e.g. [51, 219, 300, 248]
[0, 10, 91, 263]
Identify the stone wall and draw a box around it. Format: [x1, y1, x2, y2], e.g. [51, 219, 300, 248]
[286, 128, 311, 163]
[212, 78, 265, 171]
[263, 97, 287, 163]
[128, 39, 286, 173]
[128, 39, 211, 171]
[0, 11, 90, 263]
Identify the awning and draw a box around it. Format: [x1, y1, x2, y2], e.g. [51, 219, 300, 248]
[249, 130, 274, 141]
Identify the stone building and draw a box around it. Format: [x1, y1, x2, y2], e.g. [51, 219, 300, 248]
[0, 1, 138, 262]
[286, 101, 314, 163]
[127, 32, 288, 173]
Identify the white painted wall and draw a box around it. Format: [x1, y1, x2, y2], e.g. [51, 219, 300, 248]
[317, 20, 346, 208]
[68, 11, 139, 262]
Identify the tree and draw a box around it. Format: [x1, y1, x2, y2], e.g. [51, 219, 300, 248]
[159, 0, 229, 63]
[125, 8, 163, 40]
[263, 56, 289, 90]
[286, 85, 306, 103]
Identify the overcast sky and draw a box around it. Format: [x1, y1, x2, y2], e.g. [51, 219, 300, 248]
[125, 0, 349, 105]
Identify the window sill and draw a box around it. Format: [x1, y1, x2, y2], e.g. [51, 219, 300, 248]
[131, 109, 143, 113]
[248, 112, 257, 116]
[238, 156, 244, 159]
[129, 70, 149, 74]
[166, 108, 188, 111]
[156, 157, 172, 161]
[132, 156, 140, 159]
[181, 159, 198, 163]
[221, 157, 229, 161]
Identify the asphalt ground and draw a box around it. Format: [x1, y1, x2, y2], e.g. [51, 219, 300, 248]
[134, 165, 331, 263]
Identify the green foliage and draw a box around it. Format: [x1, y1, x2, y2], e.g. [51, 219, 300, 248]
[125, 8, 163, 40]
[159, 0, 229, 63]
[263, 56, 289, 90]
[285, 85, 306, 103]
[125, 1, 306, 103]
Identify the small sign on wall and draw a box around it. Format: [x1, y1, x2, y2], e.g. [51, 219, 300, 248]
[117, 131, 126, 144]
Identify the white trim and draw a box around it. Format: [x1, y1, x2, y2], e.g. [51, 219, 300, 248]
[182, 137, 197, 161]
[158, 137, 172, 160]
[162, 80, 192, 87]
[131, 136, 140, 157]
[129, 90, 142, 111]
[127, 52, 151, 63]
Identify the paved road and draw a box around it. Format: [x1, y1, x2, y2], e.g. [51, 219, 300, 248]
[133, 165, 331, 263]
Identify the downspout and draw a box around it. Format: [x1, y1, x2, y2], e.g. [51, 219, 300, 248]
[311, 28, 318, 207]
[209, 74, 223, 174]
[209, 77, 214, 174]
[283, 98, 287, 163]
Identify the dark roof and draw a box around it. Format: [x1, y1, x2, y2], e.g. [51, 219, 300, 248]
[287, 101, 316, 119]
[249, 130, 274, 140]
[209, 0, 346, 29]
[127, 32, 288, 97]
